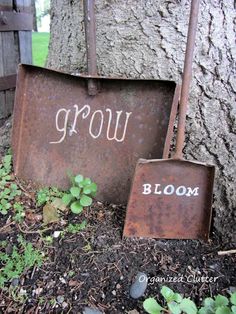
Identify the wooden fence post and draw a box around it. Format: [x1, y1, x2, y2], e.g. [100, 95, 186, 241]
[0, 0, 32, 126]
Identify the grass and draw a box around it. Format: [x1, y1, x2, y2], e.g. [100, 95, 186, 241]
[32, 32, 50, 67]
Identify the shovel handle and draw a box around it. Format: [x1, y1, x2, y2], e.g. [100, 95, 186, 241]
[83, 0, 98, 95]
[174, 0, 200, 159]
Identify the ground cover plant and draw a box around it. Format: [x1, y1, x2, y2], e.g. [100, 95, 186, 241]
[143, 286, 236, 314]
[62, 173, 97, 214]
[0, 235, 43, 289]
[0, 150, 235, 313]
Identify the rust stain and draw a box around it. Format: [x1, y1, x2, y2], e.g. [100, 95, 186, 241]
[12, 64, 178, 204]
[123, 159, 215, 240]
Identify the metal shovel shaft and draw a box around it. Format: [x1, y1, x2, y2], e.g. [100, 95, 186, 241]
[83, 0, 98, 95]
[175, 0, 200, 159]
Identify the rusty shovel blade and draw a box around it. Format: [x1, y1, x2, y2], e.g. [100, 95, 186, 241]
[12, 64, 179, 204]
[123, 158, 215, 240]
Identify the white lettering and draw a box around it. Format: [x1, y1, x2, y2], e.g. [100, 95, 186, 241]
[50, 108, 71, 144]
[186, 187, 199, 196]
[142, 184, 199, 197]
[106, 109, 132, 142]
[176, 185, 187, 196]
[154, 184, 162, 194]
[70, 104, 90, 136]
[143, 184, 152, 195]
[163, 184, 175, 195]
[50, 105, 132, 144]
[89, 110, 104, 139]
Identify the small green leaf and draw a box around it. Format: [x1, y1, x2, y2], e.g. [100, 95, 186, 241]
[6, 203, 11, 209]
[83, 187, 91, 194]
[215, 306, 231, 314]
[75, 174, 84, 183]
[80, 195, 92, 207]
[10, 183, 18, 190]
[1, 199, 7, 205]
[231, 292, 236, 306]
[179, 298, 197, 314]
[168, 301, 181, 314]
[161, 286, 175, 302]
[143, 298, 163, 314]
[173, 293, 183, 303]
[84, 178, 91, 185]
[198, 307, 212, 314]
[62, 193, 73, 206]
[70, 187, 81, 197]
[215, 295, 229, 307]
[79, 220, 87, 230]
[3, 155, 12, 164]
[88, 182, 97, 193]
[70, 201, 83, 214]
[231, 305, 236, 314]
[204, 298, 215, 308]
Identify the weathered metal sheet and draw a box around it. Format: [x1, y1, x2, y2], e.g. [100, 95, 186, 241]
[12, 64, 178, 204]
[123, 159, 215, 240]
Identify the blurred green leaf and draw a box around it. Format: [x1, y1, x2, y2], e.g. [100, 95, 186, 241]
[80, 195, 92, 207]
[70, 201, 83, 214]
[143, 297, 163, 314]
[179, 298, 197, 314]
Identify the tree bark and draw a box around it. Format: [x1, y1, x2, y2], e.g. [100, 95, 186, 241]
[47, 0, 236, 243]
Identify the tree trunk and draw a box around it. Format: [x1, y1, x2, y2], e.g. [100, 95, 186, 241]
[47, 0, 236, 243]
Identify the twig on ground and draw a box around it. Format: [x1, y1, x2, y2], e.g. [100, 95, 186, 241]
[0, 221, 15, 232]
[218, 249, 236, 255]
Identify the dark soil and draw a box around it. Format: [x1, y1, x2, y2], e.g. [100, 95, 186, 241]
[0, 118, 235, 314]
[0, 186, 235, 314]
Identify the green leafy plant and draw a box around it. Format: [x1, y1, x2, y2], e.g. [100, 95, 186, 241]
[0, 155, 22, 215]
[0, 235, 43, 289]
[62, 174, 97, 214]
[199, 293, 236, 314]
[143, 286, 236, 314]
[13, 202, 25, 222]
[42, 235, 53, 245]
[0, 155, 12, 188]
[66, 221, 87, 233]
[60, 221, 87, 239]
[36, 187, 63, 206]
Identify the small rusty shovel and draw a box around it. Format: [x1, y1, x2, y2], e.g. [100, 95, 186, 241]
[123, 0, 215, 241]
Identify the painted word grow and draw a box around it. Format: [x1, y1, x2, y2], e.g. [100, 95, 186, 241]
[50, 104, 132, 144]
[142, 183, 199, 197]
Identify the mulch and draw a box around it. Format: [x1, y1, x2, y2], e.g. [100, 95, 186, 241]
[0, 176, 235, 313]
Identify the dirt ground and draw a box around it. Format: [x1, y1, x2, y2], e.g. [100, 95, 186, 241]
[0, 118, 235, 314]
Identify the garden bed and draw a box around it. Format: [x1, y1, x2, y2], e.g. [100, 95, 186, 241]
[0, 119, 235, 314]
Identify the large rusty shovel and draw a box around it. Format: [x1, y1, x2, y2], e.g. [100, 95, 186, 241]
[12, 1, 179, 205]
[123, 0, 215, 241]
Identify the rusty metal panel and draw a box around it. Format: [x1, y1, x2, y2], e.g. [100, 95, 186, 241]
[123, 159, 215, 240]
[0, 11, 33, 31]
[12, 64, 178, 204]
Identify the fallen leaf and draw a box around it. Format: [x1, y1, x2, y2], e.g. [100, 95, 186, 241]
[52, 198, 67, 212]
[68, 280, 79, 287]
[43, 203, 59, 225]
[68, 279, 80, 287]
[128, 310, 140, 314]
